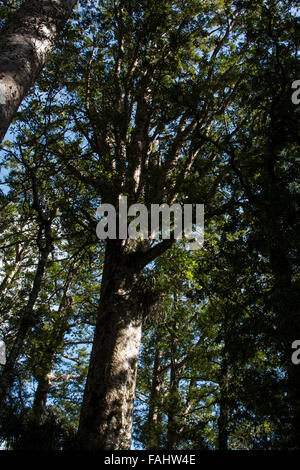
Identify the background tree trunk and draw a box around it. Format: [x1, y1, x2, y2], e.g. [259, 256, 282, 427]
[166, 341, 179, 450]
[0, 0, 77, 142]
[0, 221, 53, 404]
[217, 356, 229, 450]
[147, 335, 163, 450]
[31, 373, 52, 425]
[31, 284, 75, 425]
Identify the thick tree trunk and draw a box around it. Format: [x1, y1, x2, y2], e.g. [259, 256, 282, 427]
[270, 245, 300, 448]
[77, 240, 144, 450]
[0, 0, 77, 142]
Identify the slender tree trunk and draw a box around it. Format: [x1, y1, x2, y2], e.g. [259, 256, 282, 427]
[77, 240, 145, 450]
[147, 334, 163, 450]
[178, 378, 195, 439]
[32, 373, 52, 424]
[217, 356, 229, 450]
[0, 0, 77, 142]
[32, 287, 74, 425]
[167, 315, 179, 450]
[166, 356, 179, 449]
[0, 247, 24, 295]
[0, 223, 53, 404]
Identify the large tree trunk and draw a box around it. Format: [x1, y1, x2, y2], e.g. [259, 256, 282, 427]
[269, 244, 300, 448]
[0, 0, 77, 142]
[77, 240, 145, 450]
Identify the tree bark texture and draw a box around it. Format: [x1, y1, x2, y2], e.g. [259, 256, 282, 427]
[0, 0, 77, 141]
[77, 240, 145, 450]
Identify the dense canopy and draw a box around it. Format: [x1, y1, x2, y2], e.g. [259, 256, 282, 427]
[0, 0, 299, 450]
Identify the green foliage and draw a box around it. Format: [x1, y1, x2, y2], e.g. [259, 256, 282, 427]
[0, 0, 299, 450]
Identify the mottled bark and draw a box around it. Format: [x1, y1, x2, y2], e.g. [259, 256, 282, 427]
[77, 240, 145, 450]
[0, 0, 77, 141]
